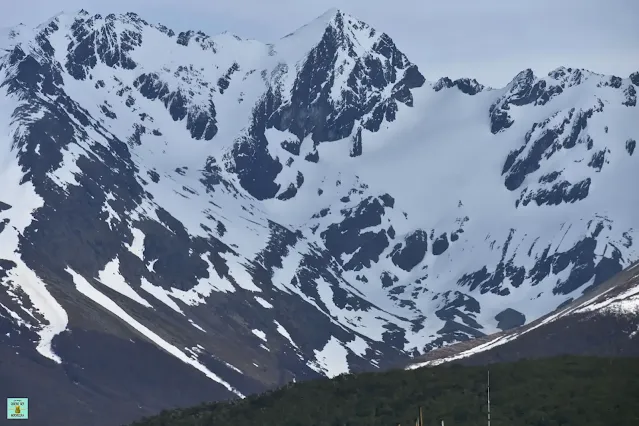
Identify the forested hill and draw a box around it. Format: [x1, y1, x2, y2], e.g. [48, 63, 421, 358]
[129, 356, 639, 426]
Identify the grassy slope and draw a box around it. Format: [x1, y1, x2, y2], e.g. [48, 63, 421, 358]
[129, 356, 639, 426]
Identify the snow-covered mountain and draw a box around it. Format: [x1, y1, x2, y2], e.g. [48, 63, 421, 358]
[0, 8, 638, 425]
[407, 261, 639, 369]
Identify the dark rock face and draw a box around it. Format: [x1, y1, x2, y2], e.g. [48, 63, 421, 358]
[217, 63, 239, 94]
[588, 149, 608, 172]
[350, 127, 363, 157]
[457, 230, 521, 296]
[321, 196, 392, 271]
[280, 139, 302, 155]
[431, 233, 449, 256]
[490, 69, 539, 133]
[503, 106, 596, 192]
[495, 308, 526, 331]
[623, 84, 637, 107]
[225, 94, 284, 200]
[390, 230, 428, 271]
[490, 68, 592, 134]
[433, 77, 454, 91]
[433, 77, 484, 95]
[65, 13, 143, 80]
[456, 221, 624, 298]
[419, 290, 485, 352]
[226, 13, 425, 199]
[176, 30, 217, 51]
[436, 291, 482, 328]
[133, 73, 218, 140]
[517, 178, 591, 207]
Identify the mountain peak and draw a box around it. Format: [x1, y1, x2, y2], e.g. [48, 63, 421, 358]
[298, 8, 359, 28]
[312, 8, 365, 29]
[276, 8, 380, 64]
[315, 7, 343, 23]
[280, 8, 351, 43]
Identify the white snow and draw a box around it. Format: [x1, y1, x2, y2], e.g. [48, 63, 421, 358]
[274, 320, 300, 350]
[97, 257, 153, 308]
[577, 278, 639, 314]
[345, 335, 370, 357]
[140, 277, 184, 314]
[0, 302, 30, 328]
[189, 319, 207, 332]
[102, 194, 121, 230]
[220, 252, 261, 292]
[224, 361, 243, 374]
[254, 296, 273, 308]
[251, 328, 267, 342]
[308, 336, 350, 378]
[126, 228, 146, 260]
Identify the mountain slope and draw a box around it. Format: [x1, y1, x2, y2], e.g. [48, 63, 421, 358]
[407, 261, 639, 368]
[0, 8, 638, 426]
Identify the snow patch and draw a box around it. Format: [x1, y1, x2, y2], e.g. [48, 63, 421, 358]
[308, 336, 350, 377]
[254, 296, 273, 308]
[345, 335, 369, 357]
[274, 320, 299, 350]
[189, 319, 207, 332]
[126, 228, 145, 260]
[577, 279, 639, 315]
[252, 328, 267, 341]
[140, 277, 184, 314]
[97, 257, 153, 308]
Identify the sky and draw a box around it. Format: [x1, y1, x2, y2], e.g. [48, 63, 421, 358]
[1, 0, 638, 87]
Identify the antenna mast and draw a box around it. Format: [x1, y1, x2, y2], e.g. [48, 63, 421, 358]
[487, 370, 491, 426]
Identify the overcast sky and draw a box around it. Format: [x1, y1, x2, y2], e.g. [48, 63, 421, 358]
[2, 0, 638, 87]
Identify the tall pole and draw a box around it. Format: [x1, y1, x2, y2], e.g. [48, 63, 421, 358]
[419, 406, 423, 426]
[487, 370, 491, 426]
